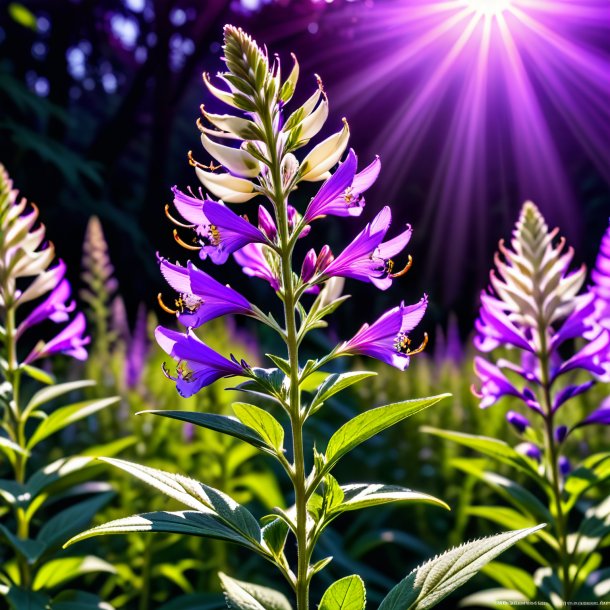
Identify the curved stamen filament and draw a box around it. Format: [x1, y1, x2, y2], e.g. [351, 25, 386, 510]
[408, 332, 428, 356]
[390, 255, 413, 279]
[165, 204, 195, 229]
[187, 150, 221, 171]
[173, 229, 202, 251]
[157, 293, 178, 315]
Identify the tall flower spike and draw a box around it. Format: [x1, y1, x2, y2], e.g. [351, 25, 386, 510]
[590, 220, 610, 330]
[0, 165, 89, 364]
[320, 206, 412, 290]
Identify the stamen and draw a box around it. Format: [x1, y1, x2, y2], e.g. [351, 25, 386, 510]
[161, 362, 173, 379]
[157, 293, 178, 315]
[390, 255, 413, 278]
[165, 204, 195, 228]
[315, 73, 325, 93]
[409, 333, 429, 356]
[187, 150, 221, 171]
[173, 229, 202, 251]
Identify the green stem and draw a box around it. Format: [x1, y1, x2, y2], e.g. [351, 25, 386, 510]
[262, 107, 310, 610]
[538, 343, 571, 606]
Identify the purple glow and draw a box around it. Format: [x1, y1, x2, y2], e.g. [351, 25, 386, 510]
[260, 0, 610, 301]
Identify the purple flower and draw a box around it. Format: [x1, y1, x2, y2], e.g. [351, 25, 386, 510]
[301, 249, 316, 283]
[320, 206, 412, 290]
[506, 411, 530, 433]
[303, 149, 380, 223]
[576, 397, 610, 427]
[554, 329, 610, 382]
[258, 206, 277, 241]
[24, 312, 90, 363]
[522, 444, 542, 462]
[559, 456, 571, 476]
[233, 243, 280, 291]
[554, 425, 568, 443]
[472, 357, 529, 410]
[158, 257, 253, 327]
[17, 277, 75, 336]
[336, 297, 428, 370]
[590, 221, 610, 330]
[171, 187, 267, 264]
[126, 303, 149, 390]
[155, 326, 246, 397]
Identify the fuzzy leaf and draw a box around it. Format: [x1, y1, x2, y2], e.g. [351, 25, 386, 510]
[324, 395, 449, 473]
[27, 397, 119, 450]
[100, 458, 261, 544]
[140, 411, 268, 451]
[378, 525, 545, 610]
[309, 372, 377, 414]
[261, 518, 289, 557]
[219, 573, 292, 610]
[65, 511, 257, 550]
[232, 403, 284, 452]
[319, 575, 366, 610]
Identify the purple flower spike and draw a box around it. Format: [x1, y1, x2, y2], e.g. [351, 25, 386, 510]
[303, 149, 380, 223]
[25, 312, 90, 363]
[321, 206, 412, 290]
[507, 411, 530, 433]
[171, 187, 267, 264]
[233, 243, 280, 291]
[159, 257, 253, 327]
[337, 297, 428, 370]
[155, 326, 246, 397]
[17, 278, 76, 336]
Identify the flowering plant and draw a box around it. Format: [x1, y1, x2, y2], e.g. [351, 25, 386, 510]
[427, 203, 610, 606]
[0, 166, 119, 609]
[68, 27, 542, 610]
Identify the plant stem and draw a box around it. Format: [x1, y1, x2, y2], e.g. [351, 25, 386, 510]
[263, 107, 310, 610]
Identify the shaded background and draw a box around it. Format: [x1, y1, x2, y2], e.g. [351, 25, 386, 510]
[1, 0, 609, 339]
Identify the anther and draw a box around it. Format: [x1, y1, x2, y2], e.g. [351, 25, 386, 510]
[165, 204, 195, 228]
[390, 255, 413, 278]
[173, 229, 202, 251]
[187, 150, 220, 171]
[157, 293, 178, 315]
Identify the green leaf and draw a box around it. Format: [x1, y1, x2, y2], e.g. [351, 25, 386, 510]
[261, 518, 289, 557]
[26, 456, 98, 499]
[459, 588, 530, 608]
[23, 380, 96, 419]
[0, 523, 46, 563]
[65, 510, 258, 550]
[0, 435, 28, 458]
[36, 492, 114, 551]
[232, 403, 284, 452]
[100, 458, 261, 544]
[573, 495, 610, 555]
[8, 3, 38, 30]
[51, 590, 115, 609]
[3, 585, 49, 610]
[219, 572, 293, 610]
[308, 372, 377, 414]
[422, 427, 545, 485]
[266, 355, 291, 376]
[480, 562, 538, 599]
[564, 452, 610, 512]
[20, 364, 55, 385]
[139, 411, 269, 452]
[33, 556, 116, 590]
[329, 484, 449, 517]
[378, 525, 545, 610]
[324, 394, 449, 473]
[27, 397, 119, 449]
[319, 575, 366, 610]
[156, 593, 224, 610]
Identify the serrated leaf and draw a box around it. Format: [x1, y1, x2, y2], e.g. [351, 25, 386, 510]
[65, 510, 257, 549]
[423, 427, 544, 485]
[378, 525, 545, 610]
[219, 572, 292, 610]
[233, 403, 284, 452]
[100, 458, 261, 544]
[319, 575, 366, 610]
[324, 395, 449, 473]
[27, 397, 119, 449]
[33, 556, 116, 590]
[309, 372, 377, 414]
[23, 380, 96, 418]
[139, 411, 269, 452]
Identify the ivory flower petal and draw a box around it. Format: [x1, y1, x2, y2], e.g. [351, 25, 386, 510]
[195, 168, 259, 204]
[200, 134, 260, 178]
[299, 119, 350, 182]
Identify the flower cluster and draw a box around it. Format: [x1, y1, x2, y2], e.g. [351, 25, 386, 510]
[155, 26, 428, 397]
[0, 165, 89, 367]
[473, 201, 609, 459]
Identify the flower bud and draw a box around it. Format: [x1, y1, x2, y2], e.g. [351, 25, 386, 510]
[258, 206, 277, 241]
[559, 455, 571, 476]
[301, 249, 317, 283]
[554, 425, 568, 443]
[506, 410, 530, 433]
[316, 245, 334, 273]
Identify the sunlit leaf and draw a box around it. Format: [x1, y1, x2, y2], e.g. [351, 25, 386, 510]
[232, 402, 284, 452]
[219, 572, 292, 610]
[33, 556, 116, 590]
[308, 372, 377, 414]
[319, 575, 366, 610]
